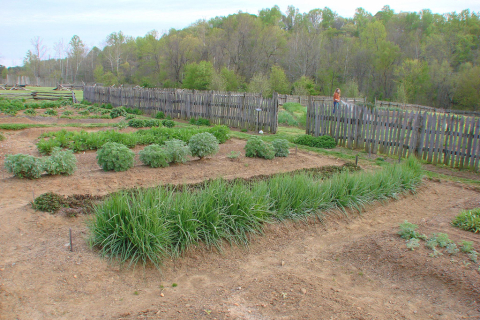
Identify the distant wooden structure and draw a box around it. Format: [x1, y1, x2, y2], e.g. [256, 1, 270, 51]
[306, 100, 480, 171]
[83, 86, 279, 133]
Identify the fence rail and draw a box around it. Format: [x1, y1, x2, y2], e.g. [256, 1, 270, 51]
[83, 86, 278, 133]
[306, 101, 480, 171]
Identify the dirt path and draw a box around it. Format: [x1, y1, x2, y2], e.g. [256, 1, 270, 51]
[0, 126, 479, 319]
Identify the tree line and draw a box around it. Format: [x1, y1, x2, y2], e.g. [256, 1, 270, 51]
[3, 5, 480, 110]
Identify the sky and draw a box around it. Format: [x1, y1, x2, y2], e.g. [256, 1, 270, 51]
[1, 0, 479, 68]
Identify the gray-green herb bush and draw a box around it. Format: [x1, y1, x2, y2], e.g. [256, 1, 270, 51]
[4, 154, 45, 179]
[432, 233, 452, 247]
[469, 251, 478, 263]
[398, 221, 420, 240]
[96, 142, 135, 172]
[245, 136, 275, 160]
[164, 139, 190, 163]
[272, 139, 290, 157]
[139, 144, 170, 168]
[460, 241, 474, 253]
[44, 147, 77, 175]
[426, 238, 438, 249]
[406, 238, 420, 250]
[445, 243, 459, 255]
[188, 132, 219, 159]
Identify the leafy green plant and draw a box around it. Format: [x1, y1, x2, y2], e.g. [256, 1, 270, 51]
[24, 108, 37, 116]
[429, 248, 443, 258]
[164, 139, 190, 163]
[272, 139, 290, 157]
[79, 110, 90, 116]
[115, 121, 128, 130]
[228, 151, 241, 159]
[426, 238, 438, 249]
[110, 107, 127, 119]
[96, 142, 135, 172]
[188, 132, 219, 159]
[44, 147, 77, 175]
[128, 119, 146, 128]
[125, 114, 135, 120]
[406, 238, 420, 250]
[245, 136, 275, 160]
[139, 144, 170, 168]
[125, 107, 143, 115]
[278, 110, 299, 127]
[452, 208, 480, 233]
[432, 233, 452, 247]
[155, 111, 165, 119]
[293, 134, 336, 149]
[32, 192, 66, 213]
[4, 154, 45, 179]
[460, 241, 474, 253]
[44, 109, 58, 116]
[62, 110, 74, 116]
[469, 251, 478, 263]
[398, 221, 420, 240]
[162, 119, 175, 128]
[445, 243, 459, 255]
[189, 117, 211, 126]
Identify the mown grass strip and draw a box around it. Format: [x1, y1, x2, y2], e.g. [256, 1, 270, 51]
[88, 157, 423, 269]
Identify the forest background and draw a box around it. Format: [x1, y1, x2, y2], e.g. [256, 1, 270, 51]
[1, 5, 479, 110]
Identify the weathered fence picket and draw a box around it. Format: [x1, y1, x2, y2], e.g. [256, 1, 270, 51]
[307, 101, 480, 171]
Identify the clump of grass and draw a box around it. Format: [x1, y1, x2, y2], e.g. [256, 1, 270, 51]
[452, 208, 480, 233]
[398, 221, 420, 240]
[89, 157, 423, 268]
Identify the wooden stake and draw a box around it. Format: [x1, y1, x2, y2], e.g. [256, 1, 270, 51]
[69, 228, 73, 252]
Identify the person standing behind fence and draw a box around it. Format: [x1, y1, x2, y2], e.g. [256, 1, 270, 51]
[333, 88, 341, 114]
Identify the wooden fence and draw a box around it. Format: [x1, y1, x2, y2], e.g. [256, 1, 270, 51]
[306, 100, 480, 171]
[83, 86, 278, 133]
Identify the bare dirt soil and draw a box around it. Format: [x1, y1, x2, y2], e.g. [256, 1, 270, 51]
[1, 117, 480, 320]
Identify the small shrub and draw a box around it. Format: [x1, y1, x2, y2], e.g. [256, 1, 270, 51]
[460, 241, 474, 253]
[240, 128, 248, 132]
[245, 136, 275, 160]
[125, 107, 143, 115]
[452, 208, 480, 233]
[164, 139, 190, 163]
[445, 243, 459, 255]
[62, 110, 74, 116]
[426, 238, 438, 250]
[228, 151, 241, 159]
[96, 142, 135, 172]
[155, 111, 165, 119]
[125, 114, 135, 120]
[398, 221, 420, 240]
[433, 233, 452, 247]
[162, 119, 175, 128]
[144, 119, 161, 127]
[208, 125, 230, 143]
[44, 147, 77, 175]
[110, 107, 127, 119]
[79, 110, 90, 116]
[115, 121, 128, 130]
[272, 139, 290, 157]
[44, 109, 58, 116]
[189, 117, 211, 126]
[24, 108, 37, 116]
[406, 238, 420, 250]
[4, 154, 45, 179]
[32, 192, 66, 213]
[188, 132, 219, 159]
[469, 251, 478, 263]
[139, 144, 170, 168]
[128, 119, 146, 128]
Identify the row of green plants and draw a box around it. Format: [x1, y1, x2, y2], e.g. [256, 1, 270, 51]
[88, 158, 423, 268]
[293, 134, 337, 149]
[99, 132, 220, 171]
[127, 118, 175, 128]
[4, 148, 77, 179]
[0, 97, 71, 116]
[189, 117, 211, 126]
[36, 125, 230, 154]
[398, 221, 478, 267]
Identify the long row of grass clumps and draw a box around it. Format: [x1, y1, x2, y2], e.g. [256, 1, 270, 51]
[36, 125, 230, 154]
[88, 157, 423, 268]
[0, 97, 71, 116]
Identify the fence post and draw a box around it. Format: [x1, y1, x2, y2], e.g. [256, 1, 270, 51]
[414, 113, 424, 157]
[307, 95, 312, 135]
